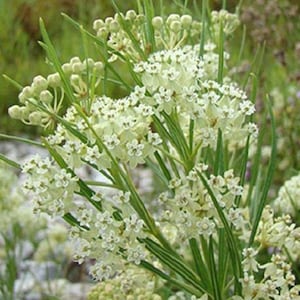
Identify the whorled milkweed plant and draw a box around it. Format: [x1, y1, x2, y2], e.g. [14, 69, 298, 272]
[1, 1, 300, 299]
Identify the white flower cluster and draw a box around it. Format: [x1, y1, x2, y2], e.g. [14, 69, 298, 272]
[68, 192, 148, 281]
[22, 154, 79, 217]
[229, 205, 300, 299]
[152, 14, 201, 50]
[93, 10, 146, 61]
[135, 45, 257, 149]
[157, 167, 245, 246]
[87, 265, 161, 300]
[211, 9, 240, 36]
[273, 174, 300, 218]
[256, 206, 300, 260]
[233, 206, 300, 300]
[46, 89, 162, 169]
[237, 253, 300, 300]
[9, 57, 103, 129]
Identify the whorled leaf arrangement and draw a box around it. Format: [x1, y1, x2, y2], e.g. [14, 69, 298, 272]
[1, 2, 300, 300]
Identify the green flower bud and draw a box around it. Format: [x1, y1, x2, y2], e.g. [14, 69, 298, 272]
[93, 62, 104, 74]
[166, 14, 180, 26]
[152, 16, 163, 30]
[191, 21, 201, 31]
[93, 19, 105, 31]
[70, 74, 87, 95]
[8, 105, 22, 119]
[97, 28, 108, 39]
[32, 76, 48, 94]
[125, 10, 136, 20]
[39, 90, 53, 104]
[70, 57, 81, 65]
[47, 73, 61, 88]
[28, 111, 43, 125]
[84, 58, 95, 69]
[181, 15, 193, 29]
[62, 63, 72, 74]
[109, 20, 120, 33]
[72, 62, 85, 73]
[105, 17, 114, 25]
[19, 86, 33, 103]
[135, 15, 145, 25]
[19, 106, 31, 120]
[170, 20, 182, 33]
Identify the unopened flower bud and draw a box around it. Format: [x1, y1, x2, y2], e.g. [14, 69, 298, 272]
[70, 57, 81, 65]
[39, 90, 53, 103]
[47, 73, 61, 87]
[32, 75, 48, 94]
[93, 62, 104, 74]
[166, 14, 180, 26]
[105, 17, 114, 25]
[109, 20, 120, 33]
[181, 15, 193, 29]
[72, 62, 85, 73]
[29, 111, 43, 125]
[93, 19, 105, 31]
[62, 63, 72, 74]
[97, 28, 108, 38]
[125, 10, 137, 20]
[8, 105, 22, 119]
[170, 21, 182, 33]
[152, 16, 163, 30]
[84, 58, 95, 69]
[20, 106, 31, 119]
[136, 15, 145, 25]
[70, 74, 87, 95]
[18, 86, 33, 103]
[191, 21, 201, 31]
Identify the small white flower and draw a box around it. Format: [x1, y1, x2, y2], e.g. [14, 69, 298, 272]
[126, 139, 144, 157]
[104, 134, 120, 150]
[196, 217, 215, 236]
[242, 247, 259, 272]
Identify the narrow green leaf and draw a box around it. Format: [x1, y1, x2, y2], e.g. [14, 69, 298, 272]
[153, 151, 172, 182]
[237, 25, 246, 65]
[248, 96, 276, 246]
[208, 236, 222, 300]
[2, 74, 23, 90]
[39, 19, 75, 105]
[143, 238, 207, 294]
[143, 0, 156, 52]
[199, 0, 207, 57]
[0, 154, 21, 169]
[189, 238, 212, 291]
[140, 260, 203, 297]
[214, 129, 224, 175]
[217, 20, 224, 84]
[217, 228, 229, 295]
[197, 171, 242, 294]
[189, 119, 195, 154]
[0, 134, 42, 147]
[145, 157, 169, 187]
